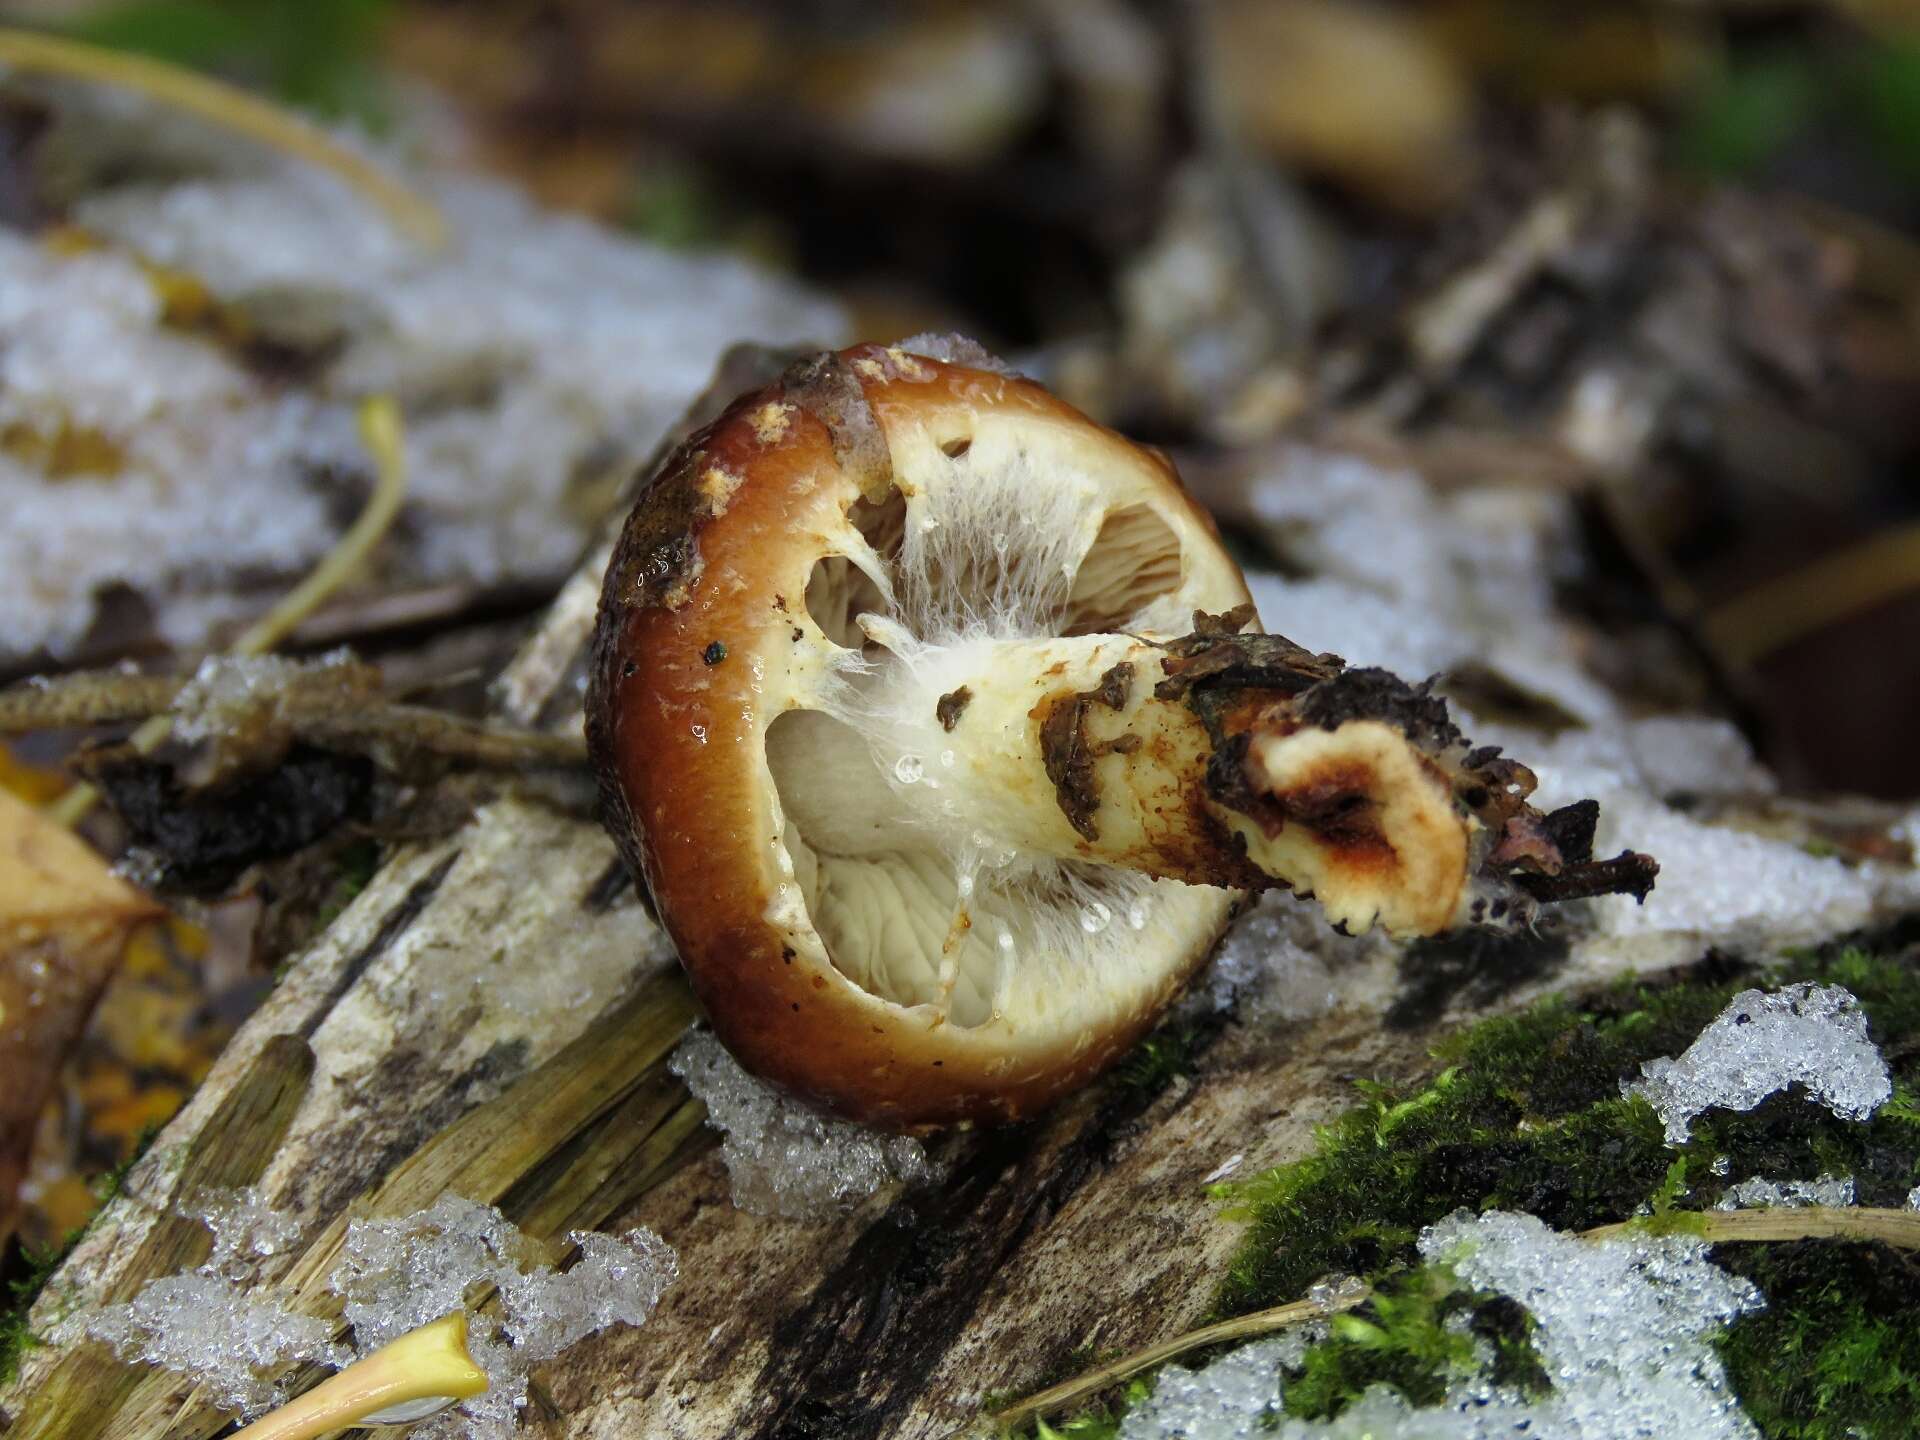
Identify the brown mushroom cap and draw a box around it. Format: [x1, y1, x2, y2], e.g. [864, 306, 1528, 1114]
[588, 344, 1253, 1128]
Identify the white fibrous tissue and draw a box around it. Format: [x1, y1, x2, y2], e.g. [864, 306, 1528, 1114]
[1908, 1185, 1920, 1211]
[68, 1187, 675, 1433]
[1713, 1173, 1855, 1211]
[70, 1185, 343, 1415]
[331, 1194, 677, 1440]
[1, 149, 841, 662]
[1118, 1210, 1765, 1440]
[669, 1028, 935, 1220]
[1624, 983, 1892, 1145]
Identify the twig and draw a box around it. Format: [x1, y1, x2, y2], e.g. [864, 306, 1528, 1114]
[978, 1287, 1372, 1436]
[48, 396, 409, 826]
[976, 1206, 1920, 1436]
[0, 28, 445, 250]
[1585, 1205, 1920, 1250]
[1701, 522, 1920, 668]
[300, 707, 588, 770]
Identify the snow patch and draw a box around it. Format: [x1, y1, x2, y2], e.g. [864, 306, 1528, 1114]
[1714, 1173, 1855, 1211]
[1181, 890, 1392, 1024]
[65, 1187, 675, 1433]
[1118, 1210, 1764, 1440]
[1625, 983, 1892, 1145]
[332, 1194, 676, 1440]
[669, 1028, 936, 1220]
[4, 154, 840, 662]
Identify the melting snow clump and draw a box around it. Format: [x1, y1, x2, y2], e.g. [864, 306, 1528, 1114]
[181, 1183, 306, 1277]
[169, 650, 357, 744]
[332, 1194, 676, 1440]
[1624, 983, 1892, 1144]
[1117, 1330, 1317, 1440]
[69, 1187, 674, 1432]
[893, 331, 1016, 374]
[1119, 1210, 1763, 1440]
[1406, 1210, 1761, 1440]
[80, 1272, 347, 1415]
[70, 1185, 341, 1415]
[670, 1028, 935, 1220]
[1714, 1173, 1855, 1210]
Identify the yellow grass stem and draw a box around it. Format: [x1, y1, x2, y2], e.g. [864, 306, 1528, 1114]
[0, 27, 444, 250]
[50, 396, 408, 828]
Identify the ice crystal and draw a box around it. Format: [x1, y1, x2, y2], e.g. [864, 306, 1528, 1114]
[169, 651, 353, 744]
[1119, 1211, 1764, 1440]
[893, 331, 1015, 374]
[1713, 1173, 1855, 1210]
[1118, 1330, 1320, 1440]
[79, 1272, 346, 1416]
[72, 1185, 338, 1416]
[669, 1028, 935, 1220]
[181, 1184, 305, 1278]
[332, 1194, 676, 1440]
[68, 1188, 673, 1432]
[1624, 983, 1892, 1144]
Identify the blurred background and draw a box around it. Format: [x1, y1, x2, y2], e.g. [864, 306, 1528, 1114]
[2, 0, 1919, 1288]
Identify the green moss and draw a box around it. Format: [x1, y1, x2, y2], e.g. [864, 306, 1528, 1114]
[1283, 1268, 1468, 1418]
[1115, 1023, 1203, 1098]
[1716, 1242, 1920, 1440]
[1199, 940, 1920, 1438]
[1279, 1270, 1552, 1422]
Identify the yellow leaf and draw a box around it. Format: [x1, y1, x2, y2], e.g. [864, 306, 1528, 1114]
[0, 788, 161, 935]
[0, 788, 162, 1246]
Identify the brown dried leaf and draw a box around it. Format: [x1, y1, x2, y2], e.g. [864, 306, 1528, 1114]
[0, 788, 162, 1245]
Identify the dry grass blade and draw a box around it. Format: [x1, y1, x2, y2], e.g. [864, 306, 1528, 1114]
[47, 396, 410, 828]
[0, 29, 445, 249]
[976, 1286, 1373, 1436]
[1701, 522, 1920, 667]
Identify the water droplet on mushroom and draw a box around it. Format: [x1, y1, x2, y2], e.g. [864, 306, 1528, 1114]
[939, 749, 955, 768]
[894, 754, 924, 784]
[1080, 901, 1113, 934]
[690, 723, 708, 744]
[1127, 900, 1150, 930]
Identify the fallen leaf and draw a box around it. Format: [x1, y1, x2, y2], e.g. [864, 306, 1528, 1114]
[0, 787, 162, 1248]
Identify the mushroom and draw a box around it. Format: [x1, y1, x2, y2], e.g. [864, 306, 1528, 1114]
[587, 342, 1654, 1128]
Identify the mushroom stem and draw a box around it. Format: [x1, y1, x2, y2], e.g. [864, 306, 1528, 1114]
[797, 609, 1654, 938]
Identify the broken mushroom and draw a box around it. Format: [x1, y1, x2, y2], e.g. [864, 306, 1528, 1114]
[587, 342, 1653, 1127]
